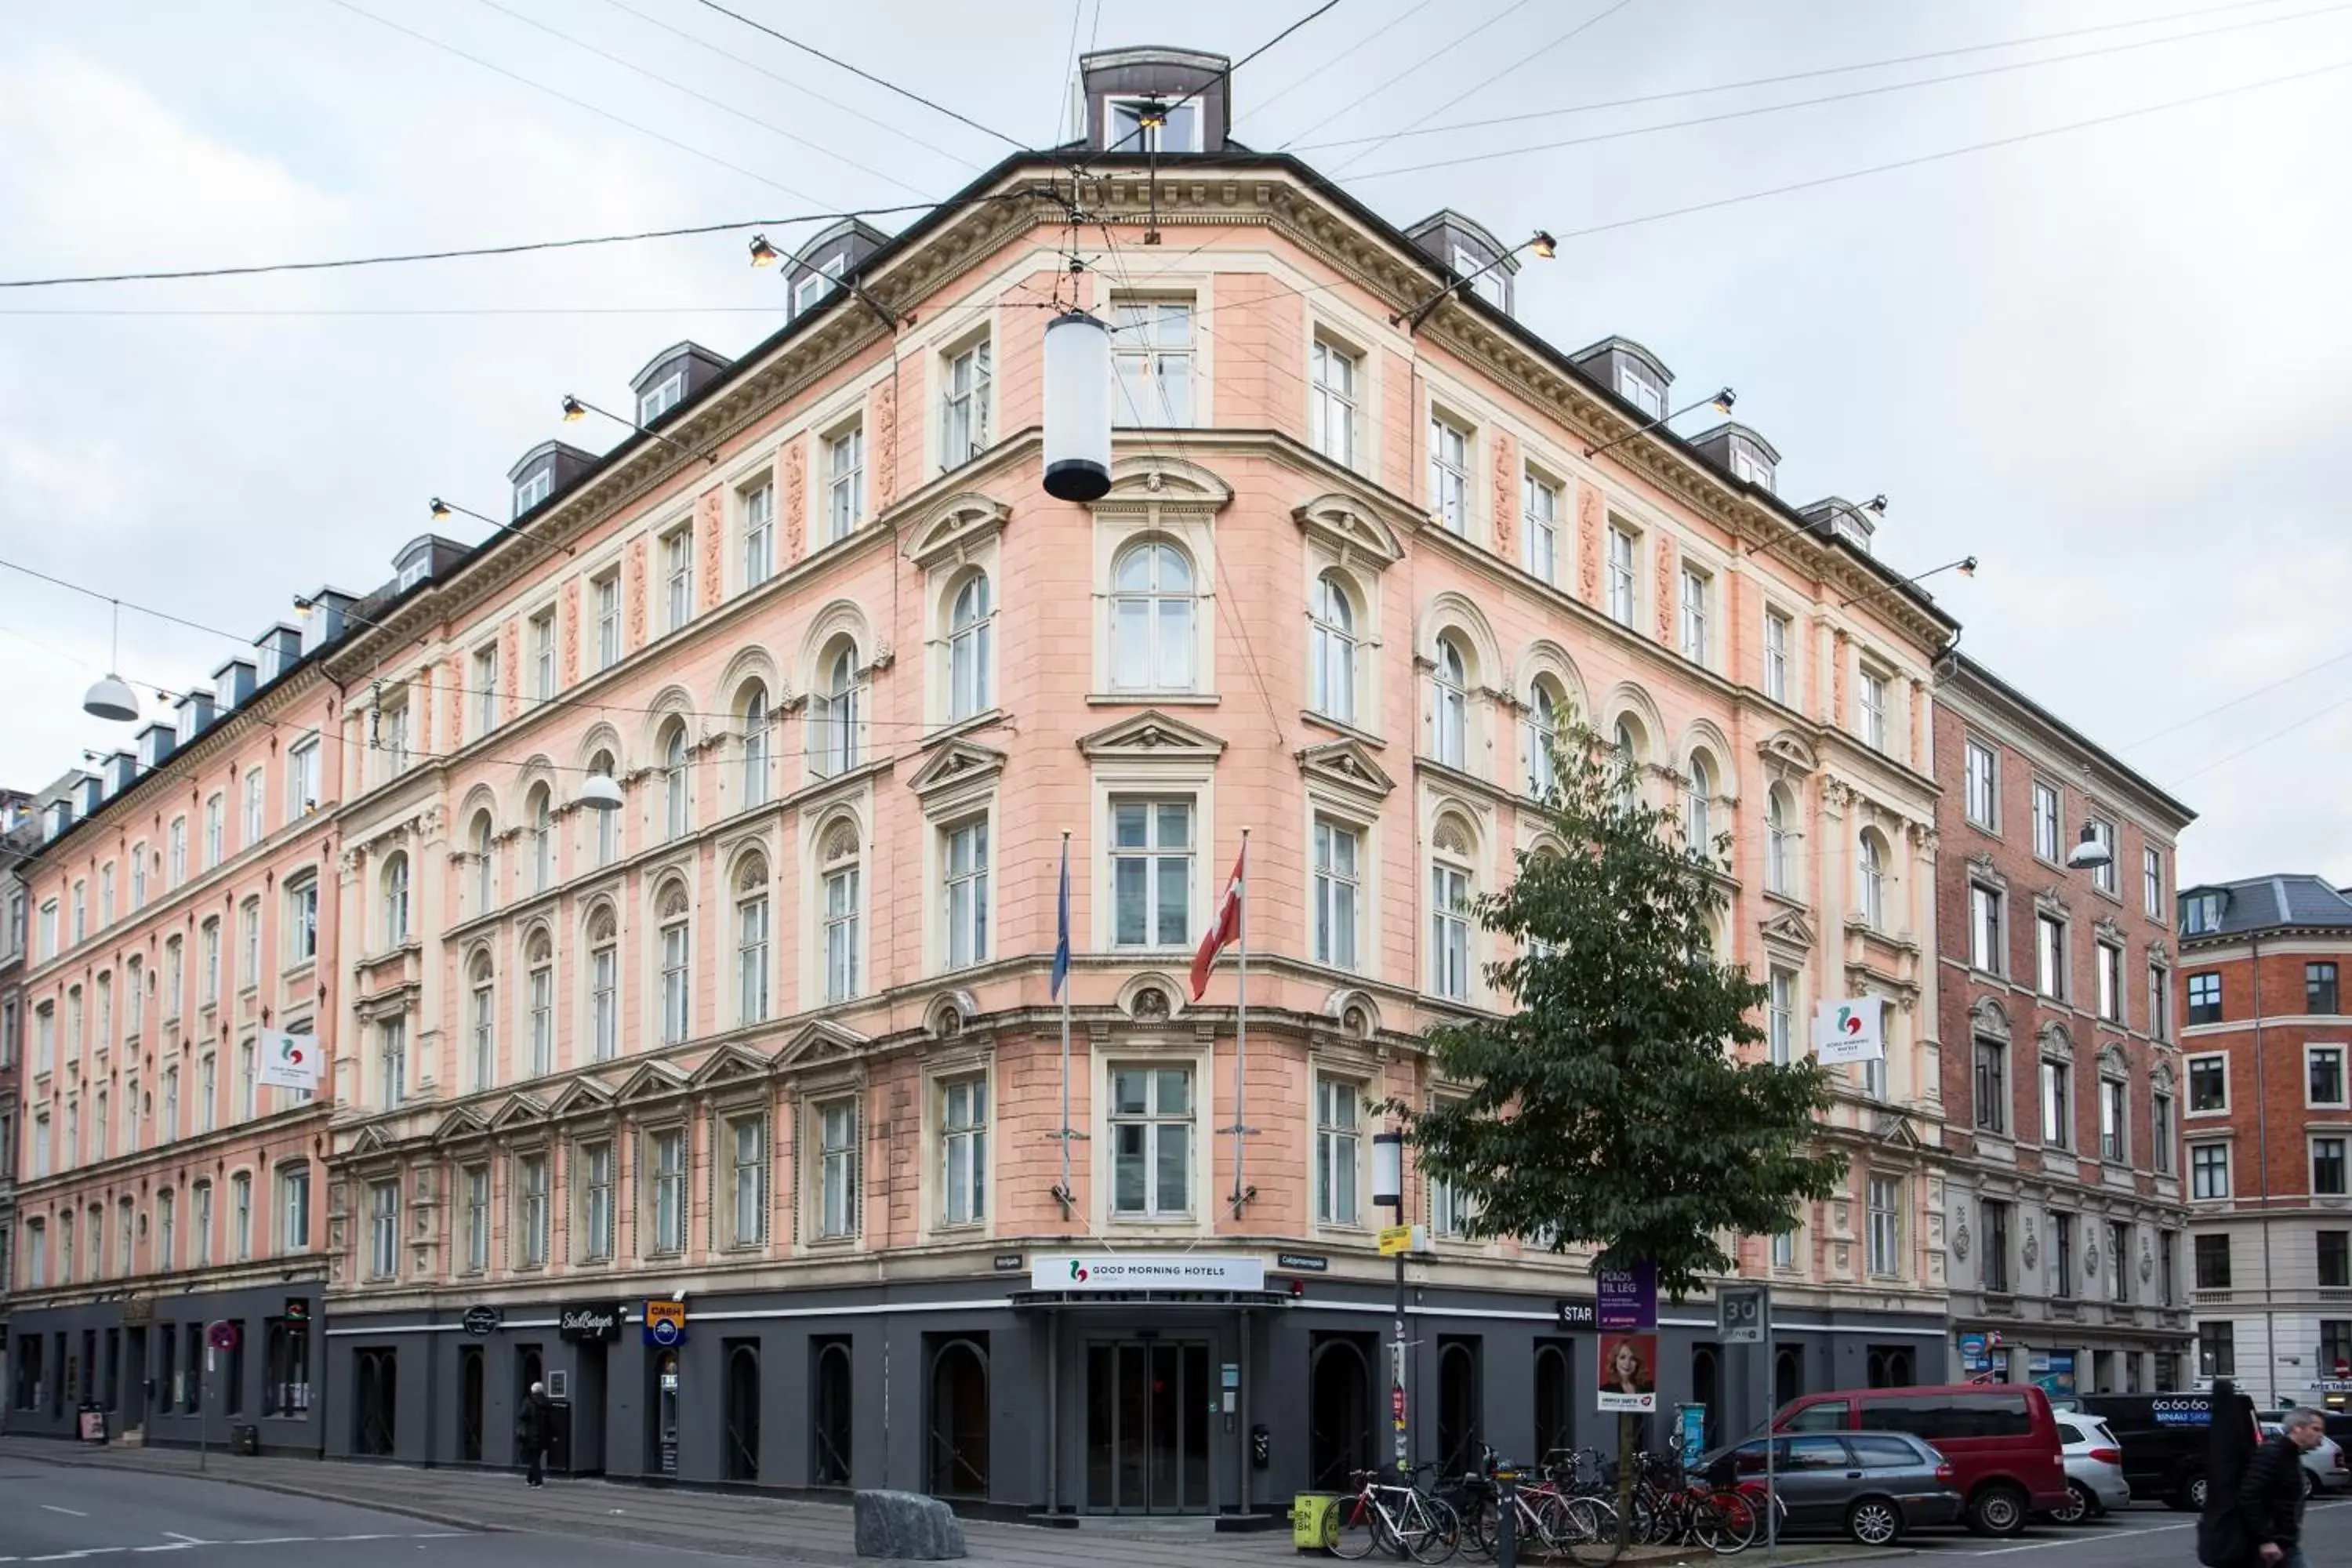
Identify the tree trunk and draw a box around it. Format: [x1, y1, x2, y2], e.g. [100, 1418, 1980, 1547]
[1615, 1410, 1638, 1549]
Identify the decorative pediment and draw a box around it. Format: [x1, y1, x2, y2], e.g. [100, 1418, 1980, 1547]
[1087, 454, 1233, 518]
[487, 1092, 550, 1131]
[776, 1018, 869, 1067]
[613, 1059, 691, 1104]
[433, 1105, 491, 1145]
[2037, 1021, 2074, 1063]
[2037, 885, 2071, 918]
[1757, 731, 1818, 775]
[906, 739, 1007, 802]
[2149, 938, 2171, 966]
[1077, 710, 1227, 764]
[1297, 738, 1395, 800]
[1965, 851, 2008, 892]
[689, 1042, 775, 1090]
[1874, 1112, 1923, 1149]
[903, 491, 1010, 570]
[1759, 909, 1816, 950]
[2096, 916, 2125, 945]
[1293, 490, 1407, 571]
[349, 1123, 395, 1157]
[1969, 995, 2012, 1044]
[546, 1077, 617, 1120]
[2096, 1041, 2129, 1078]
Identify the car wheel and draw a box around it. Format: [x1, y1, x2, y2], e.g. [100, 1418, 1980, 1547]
[2050, 1480, 2094, 1526]
[2304, 1468, 2321, 1501]
[2183, 1474, 2209, 1512]
[1966, 1484, 2028, 1537]
[1846, 1497, 1904, 1547]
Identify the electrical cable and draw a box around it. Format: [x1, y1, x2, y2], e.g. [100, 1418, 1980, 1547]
[2123, 644, 2352, 753]
[684, 0, 1029, 151]
[1273, 0, 1547, 151]
[1250, 0, 1443, 120]
[2167, 692, 2352, 788]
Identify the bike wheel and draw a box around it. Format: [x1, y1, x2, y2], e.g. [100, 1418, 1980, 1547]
[1707, 1492, 1759, 1555]
[1330, 1494, 1383, 1561]
[1406, 1497, 1460, 1565]
[1559, 1498, 1624, 1568]
[1458, 1494, 1497, 1559]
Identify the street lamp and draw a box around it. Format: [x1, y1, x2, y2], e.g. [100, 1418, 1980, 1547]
[2067, 822, 2113, 871]
[429, 497, 575, 557]
[82, 599, 141, 722]
[1585, 387, 1737, 461]
[1392, 231, 1557, 331]
[558, 394, 717, 466]
[577, 772, 625, 813]
[1374, 1130, 1410, 1483]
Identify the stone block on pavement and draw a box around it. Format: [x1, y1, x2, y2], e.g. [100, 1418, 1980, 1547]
[852, 1489, 966, 1559]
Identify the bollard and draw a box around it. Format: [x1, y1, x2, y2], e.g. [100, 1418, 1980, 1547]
[1494, 1461, 1519, 1568]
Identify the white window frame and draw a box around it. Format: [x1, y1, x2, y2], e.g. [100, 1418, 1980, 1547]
[1858, 668, 1889, 753]
[1312, 816, 1361, 973]
[1606, 525, 1637, 627]
[529, 609, 557, 702]
[1428, 414, 1471, 535]
[1309, 336, 1359, 469]
[1109, 798, 1193, 951]
[826, 423, 865, 543]
[1866, 1175, 1902, 1276]
[742, 478, 775, 588]
[727, 1116, 767, 1249]
[661, 525, 695, 633]
[940, 336, 993, 467]
[2186, 1051, 2229, 1116]
[2190, 1141, 2230, 1200]
[2310, 1044, 2350, 1109]
[942, 818, 989, 971]
[939, 1076, 987, 1228]
[815, 1098, 861, 1240]
[639, 369, 684, 424]
[514, 465, 553, 514]
[1107, 1064, 1194, 1220]
[649, 1127, 686, 1254]
[1431, 858, 1472, 1001]
[2033, 780, 2061, 862]
[1523, 470, 1559, 582]
[1313, 1075, 1362, 1227]
[472, 642, 500, 737]
[368, 1179, 399, 1279]
[1678, 566, 1710, 665]
[1112, 296, 1196, 427]
[1965, 739, 1998, 829]
[595, 572, 622, 670]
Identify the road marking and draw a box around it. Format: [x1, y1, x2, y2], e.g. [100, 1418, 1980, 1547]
[39, 1508, 89, 1519]
[157, 1539, 205, 1549]
[1913, 1518, 2198, 1556]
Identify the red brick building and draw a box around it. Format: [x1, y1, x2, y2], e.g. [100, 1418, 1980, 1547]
[2175, 876, 2352, 1409]
[1934, 654, 2195, 1396]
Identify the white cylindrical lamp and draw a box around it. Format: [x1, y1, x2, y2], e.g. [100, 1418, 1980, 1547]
[1041, 310, 1112, 502]
[1373, 1130, 1404, 1211]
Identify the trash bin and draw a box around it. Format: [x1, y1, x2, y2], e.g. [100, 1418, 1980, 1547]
[230, 1423, 260, 1456]
[78, 1403, 107, 1444]
[1290, 1493, 1341, 1553]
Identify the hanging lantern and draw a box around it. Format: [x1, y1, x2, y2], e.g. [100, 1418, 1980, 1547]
[1042, 310, 1112, 502]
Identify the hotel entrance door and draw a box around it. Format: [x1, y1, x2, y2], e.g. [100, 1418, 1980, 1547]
[1084, 1341, 1210, 1513]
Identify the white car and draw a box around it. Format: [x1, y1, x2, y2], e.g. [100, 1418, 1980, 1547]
[2259, 1421, 2350, 1497]
[2053, 1414, 2132, 1523]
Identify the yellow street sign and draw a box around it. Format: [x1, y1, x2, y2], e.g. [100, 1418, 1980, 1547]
[1377, 1225, 1414, 1257]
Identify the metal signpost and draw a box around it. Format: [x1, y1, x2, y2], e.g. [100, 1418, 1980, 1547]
[1716, 1285, 1775, 1562]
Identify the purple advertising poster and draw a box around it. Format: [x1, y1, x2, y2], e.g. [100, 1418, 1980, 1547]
[1596, 1263, 1657, 1331]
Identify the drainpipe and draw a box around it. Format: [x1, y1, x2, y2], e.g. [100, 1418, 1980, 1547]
[2251, 935, 2278, 1407]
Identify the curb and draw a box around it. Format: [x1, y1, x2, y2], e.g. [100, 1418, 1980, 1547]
[2, 1441, 503, 1535]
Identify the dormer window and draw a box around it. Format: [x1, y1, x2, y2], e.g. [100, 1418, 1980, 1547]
[639, 371, 684, 423]
[514, 465, 553, 516]
[1731, 445, 1774, 491]
[1619, 362, 1666, 419]
[2183, 891, 2224, 935]
[1107, 96, 1200, 153]
[795, 256, 845, 315]
[1450, 244, 1506, 308]
[397, 556, 430, 590]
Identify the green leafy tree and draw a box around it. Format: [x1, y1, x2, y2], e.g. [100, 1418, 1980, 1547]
[1406, 723, 1848, 1541]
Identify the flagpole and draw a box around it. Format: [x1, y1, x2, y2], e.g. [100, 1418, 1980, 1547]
[1232, 827, 1250, 1218]
[1058, 830, 1073, 1213]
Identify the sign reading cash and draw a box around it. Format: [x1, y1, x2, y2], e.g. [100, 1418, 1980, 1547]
[1033, 1255, 1266, 1293]
[256, 1029, 323, 1092]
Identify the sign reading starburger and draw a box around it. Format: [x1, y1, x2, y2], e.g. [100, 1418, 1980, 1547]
[558, 1302, 625, 1343]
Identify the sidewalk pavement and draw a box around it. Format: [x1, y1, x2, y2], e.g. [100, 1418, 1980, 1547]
[0, 1436, 1891, 1567]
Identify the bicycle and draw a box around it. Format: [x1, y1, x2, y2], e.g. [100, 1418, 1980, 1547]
[1330, 1464, 1462, 1564]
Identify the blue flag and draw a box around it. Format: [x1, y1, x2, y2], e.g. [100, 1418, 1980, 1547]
[1051, 835, 1072, 1000]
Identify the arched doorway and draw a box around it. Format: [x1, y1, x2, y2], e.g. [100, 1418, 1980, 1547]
[459, 1348, 485, 1463]
[1436, 1340, 1482, 1477]
[1533, 1343, 1574, 1463]
[812, 1338, 853, 1486]
[1308, 1336, 1374, 1490]
[1774, 1348, 1802, 1409]
[1865, 1346, 1915, 1389]
[652, 1349, 681, 1475]
[1690, 1345, 1721, 1450]
[724, 1342, 761, 1482]
[354, 1348, 398, 1456]
[927, 1338, 989, 1497]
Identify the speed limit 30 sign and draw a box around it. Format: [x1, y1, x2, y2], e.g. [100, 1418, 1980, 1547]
[1716, 1285, 1767, 1345]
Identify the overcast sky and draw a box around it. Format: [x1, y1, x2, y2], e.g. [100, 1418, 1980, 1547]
[2, 0, 2345, 885]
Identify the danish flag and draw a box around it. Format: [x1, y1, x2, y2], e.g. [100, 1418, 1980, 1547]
[1189, 842, 1248, 1000]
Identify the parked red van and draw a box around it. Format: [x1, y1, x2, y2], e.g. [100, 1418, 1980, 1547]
[1772, 1384, 2069, 1537]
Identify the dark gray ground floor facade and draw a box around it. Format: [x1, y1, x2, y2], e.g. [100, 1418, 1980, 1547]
[4, 1278, 326, 1453]
[315, 1271, 1947, 1516]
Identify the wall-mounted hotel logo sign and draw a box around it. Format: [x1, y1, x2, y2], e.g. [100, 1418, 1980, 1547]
[558, 1302, 624, 1344]
[1034, 1255, 1267, 1293]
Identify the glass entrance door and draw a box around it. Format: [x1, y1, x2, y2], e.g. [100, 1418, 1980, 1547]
[1085, 1341, 1210, 1513]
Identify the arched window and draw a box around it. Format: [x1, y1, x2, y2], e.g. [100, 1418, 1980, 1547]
[468, 950, 495, 1091]
[589, 750, 619, 866]
[528, 784, 554, 891]
[739, 683, 771, 809]
[1109, 540, 1194, 692]
[1686, 754, 1713, 853]
[815, 644, 861, 777]
[381, 853, 410, 948]
[1309, 573, 1356, 724]
[1613, 717, 1644, 810]
[1859, 830, 1887, 931]
[588, 907, 619, 1062]
[821, 822, 861, 1004]
[471, 811, 495, 912]
[736, 858, 771, 1025]
[662, 722, 691, 841]
[1430, 815, 1475, 1001]
[949, 574, 993, 720]
[1432, 637, 1469, 769]
[658, 883, 691, 1044]
[1766, 785, 1796, 897]
[526, 931, 554, 1076]
[1525, 681, 1561, 797]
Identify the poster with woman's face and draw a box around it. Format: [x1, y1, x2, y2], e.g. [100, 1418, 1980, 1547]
[1598, 1332, 1658, 1413]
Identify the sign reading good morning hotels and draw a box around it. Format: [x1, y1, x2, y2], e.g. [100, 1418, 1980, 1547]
[1032, 1255, 1267, 1293]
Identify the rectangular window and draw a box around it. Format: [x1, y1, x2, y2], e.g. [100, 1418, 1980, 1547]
[2312, 963, 2342, 1015]
[2321, 1232, 2350, 1290]
[1866, 1175, 1901, 1276]
[521, 957, 550, 1078]
[1678, 567, 1709, 665]
[1523, 474, 1559, 581]
[1982, 1200, 2011, 1293]
[1110, 1066, 1192, 1218]
[2097, 944, 2123, 1024]
[662, 528, 694, 632]
[1308, 339, 1358, 466]
[1768, 968, 1795, 1065]
[651, 1129, 685, 1253]
[1112, 299, 1194, 426]
[463, 1166, 489, 1273]
[379, 1018, 405, 1109]
[517, 1154, 548, 1266]
[823, 866, 861, 1004]
[595, 572, 622, 670]
[659, 920, 689, 1045]
[592, 940, 617, 1060]
[1314, 1077, 1361, 1226]
[529, 610, 556, 701]
[818, 1100, 860, 1240]
[826, 426, 865, 543]
[514, 466, 552, 515]
[2315, 1137, 2347, 1196]
[2145, 848, 2165, 919]
[2109, 1219, 2132, 1302]
[2040, 1058, 2068, 1147]
[2101, 1077, 2129, 1163]
[1974, 1039, 2008, 1134]
[1428, 416, 1470, 535]
[1312, 818, 1360, 972]
[287, 877, 318, 964]
[2153, 1090, 2175, 1173]
[368, 1181, 398, 1279]
[2089, 818, 2118, 895]
[1965, 740, 1998, 829]
[470, 971, 495, 1091]
[639, 370, 683, 424]
[200, 1053, 216, 1131]
[238, 1039, 256, 1120]
[737, 892, 770, 1025]
[583, 1145, 614, 1261]
[244, 770, 265, 847]
[2032, 781, 2060, 862]
[193, 1185, 212, 1268]
[2188, 971, 2221, 1025]
[1969, 885, 2003, 974]
[1620, 361, 1665, 418]
[1858, 670, 1888, 753]
[2151, 964, 2172, 1040]
[2188, 1054, 2227, 1112]
[728, 1118, 766, 1247]
[742, 481, 774, 587]
[167, 824, 185, 888]
[943, 818, 989, 970]
[2323, 1321, 2352, 1374]
[941, 338, 992, 465]
[2194, 1232, 2231, 1290]
[2190, 1142, 2230, 1200]
[379, 699, 410, 780]
[2314, 1046, 2348, 1107]
[1606, 526, 1636, 626]
[2052, 1210, 2076, 1298]
[241, 902, 260, 988]
[1110, 800, 1192, 949]
[1762, 610, 1790, 704]
[2036, 916, 2067, 999]
[472, 643, 499, 736]
[940, 1077, 987, 1227]
[1432, 862, 1472, 1001]
[2198, 1322, 2234, 1378]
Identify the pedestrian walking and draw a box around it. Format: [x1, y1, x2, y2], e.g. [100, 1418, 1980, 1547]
[2238, 1408, 2325, 1568]
[518, 1381, 551, 1487]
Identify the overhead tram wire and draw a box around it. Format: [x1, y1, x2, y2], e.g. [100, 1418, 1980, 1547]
[1250, 0, 1443, 120]
[1272, 0, 1547, 151]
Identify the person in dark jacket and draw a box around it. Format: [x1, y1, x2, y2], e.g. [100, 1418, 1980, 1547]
[2240, 1407, 2325, 1568]
[518, 1381, 551, 1487]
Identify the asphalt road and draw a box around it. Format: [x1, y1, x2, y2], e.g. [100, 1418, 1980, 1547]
[1886, 1497, 2349, 1564]
[0, 1453, 737, 1566]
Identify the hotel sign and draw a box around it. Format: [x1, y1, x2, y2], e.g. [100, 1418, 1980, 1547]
[1032, 1255, 1267, 1293]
